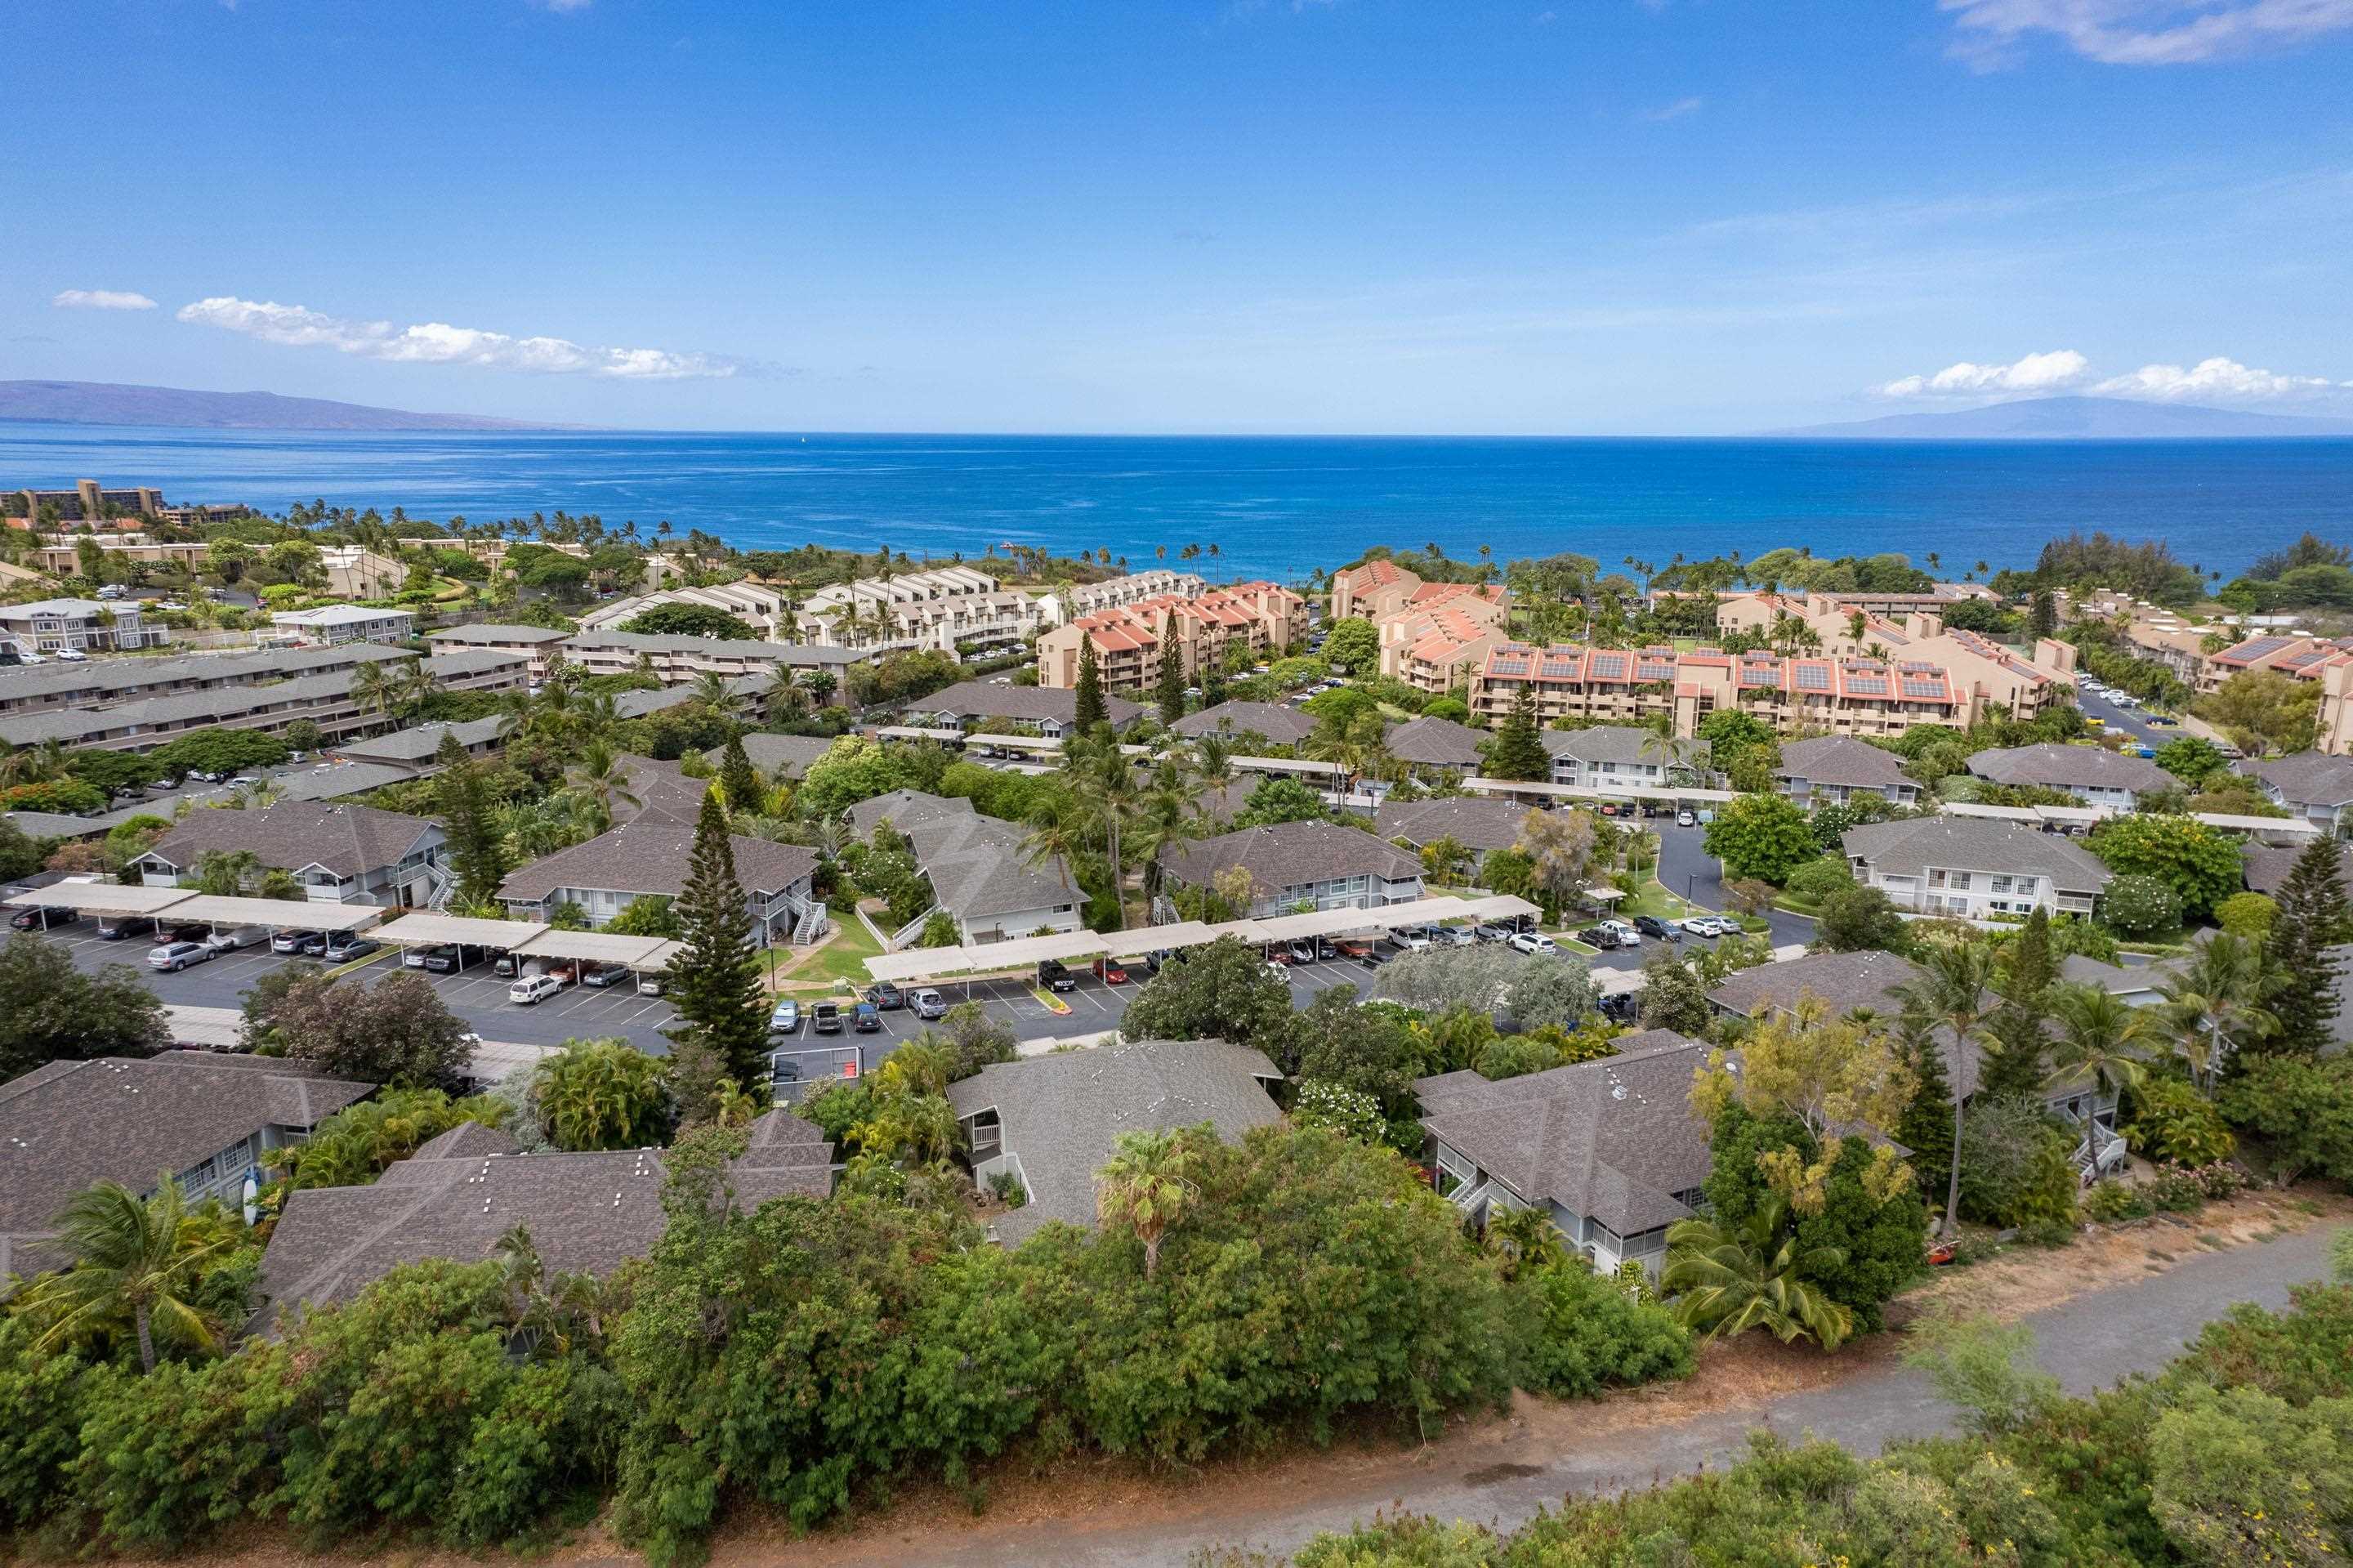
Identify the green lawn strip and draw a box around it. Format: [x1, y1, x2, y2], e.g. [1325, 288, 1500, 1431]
[770, 917, 885, 990]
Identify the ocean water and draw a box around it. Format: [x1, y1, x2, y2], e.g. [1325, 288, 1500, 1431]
[3, 424, 2349, 583]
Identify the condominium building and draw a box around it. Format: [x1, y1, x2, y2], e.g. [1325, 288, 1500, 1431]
[0, 641, 412, 717]
[1158, 819, 1426, 918]
[269, 604, 416, 646]
[1069, 570, 1207, 614]
[1843, 816, 2113, 919]
[7, 480, 163, 528]
[577, 579, 796, 641]
[1468, 642, 1992, 739]
[1776, 735, 1922, 808]
[794, 566, 1057, 656]
[1375, 584, 1512, 694]
[559, 628, 862, 686]
[316, 546, 409, 600]
[425, 623, 573, 681]
[23, 536, 212, 576]
[0, 596, 168, 654]
[1709, 592, 2078, 725]
[1036, 581, 1307, 691]
[1329, 557, 1508, 627]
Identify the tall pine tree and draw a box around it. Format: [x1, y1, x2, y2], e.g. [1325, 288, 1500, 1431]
[1484, 686, 1550, 782]
[1156, 643, 1186, 725]
[2264, 836, 2350, 1058]
[1073, 635, 1107, 730]
[718, 734, 762, 814]
[1894, 1012, 1956, 1203]
[668, 786, 771, 1085]
[1982, 907, 2056, 1099]
[434, 732, 507, 910]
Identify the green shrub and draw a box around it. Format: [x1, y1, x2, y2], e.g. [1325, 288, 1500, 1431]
[2102, 873, 2181, 936]
[1784, 855, 1857, 903]
[2083, 1181, 2153, 1223]
[2128, 1076, 2237, 1167]
[1516, 1261, 1692, 1398]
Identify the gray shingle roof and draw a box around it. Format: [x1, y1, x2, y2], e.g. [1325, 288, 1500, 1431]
[847, 788, 975, 841]
[1159, 818, 1423, 897]
[738, 733, 839, 781]
[2244, 841, 2353, 896]
[1373, 796, 1533, 853]
[562, 628, 862, 667]
[903, 811, 1078, 921]
[1706, 949, 1927, 1021]
[910, 680, 1144, 729]
[499, 821, 818, 903]
[426, 623, 571, 646]
[2242, 752, 2353, 808]
[0, 1053, 373, 1278]
[142, 801, 439, 881]
[1385, 715, 1488, 767]
[0, 641, 409, 709]
[1416, 1030, 1713, 1235]
[1541, 725, 1674, 766]
[337, 715, 506, 764]
[1778, 735, 1912, 789]
[1968, 743, 2169, 793]
[1843, 815, 2115, 893]
[945, 1039, 1283, 1244]
[257, 1105, 830, 1318]
[1169, 700, 1318, 746]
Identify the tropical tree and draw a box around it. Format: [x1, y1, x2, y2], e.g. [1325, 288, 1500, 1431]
[566, 741, 642, 828]
[347, 659, 400, 733]
[192, 848, 258, 896]
[531, 1039, 673, 1151]
[2043, 981, 2152, 1102]
[667, 788, 770, 1084]
[688, 668, 738, 717]
[1894, 940, 1998, 1237]
[1661, 1196, 1855, 1350]
[2154, 931, 2281, 1094]
[18, 1177, 235, 1372]
[1095, 1125, 1202, 1279]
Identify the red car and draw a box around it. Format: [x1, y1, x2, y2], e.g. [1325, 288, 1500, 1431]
[1092, 956, 1129, 985]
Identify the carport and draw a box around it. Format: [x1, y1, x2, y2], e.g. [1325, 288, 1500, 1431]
[1099, 920, 1222, 958]
[164, 896, 382, 936]
[1458, 776, 1739, 809]
[508, 929, 681, 983]
[373, 912, 547, 974]
[863, 928, 1110, 985]
[2194, 811, 2319, 843]
[873, 724, 967, 744]
[7, 882, 194, 923]
[964, 732, 1062, 753]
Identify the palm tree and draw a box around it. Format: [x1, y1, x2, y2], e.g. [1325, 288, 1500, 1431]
[1484, 1205, 1567, 1280]
[193, 848, 259, 896]
[2044, 981, 2152, 1102]
[1019, 799, 1089, 901]
[1660, 1198, 1855, 1350]
[348, 659, 398, 733]
[1069, 731, 1143, 929]
[2154, 932, 2281, 1094]
[689, 668, 737, 716]
[573, 690, 623, 742]
[766, 663, 810, 717]
[566, 742, 642, 828]
[19, 1178, 234, 1372]
[395, 659, 438, 721]
[1095, 1127, 1201, 1280]
[1894, 940, 1997, 1238]
[1192, 733, 1235, 790]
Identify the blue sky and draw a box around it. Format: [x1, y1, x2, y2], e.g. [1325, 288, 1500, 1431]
[7, 0, 2352, 433]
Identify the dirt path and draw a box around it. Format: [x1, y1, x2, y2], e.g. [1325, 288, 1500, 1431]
[163, 1188, 2351, 1568]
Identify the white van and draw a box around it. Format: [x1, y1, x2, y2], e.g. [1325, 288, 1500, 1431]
[509, 973, 567, 1006]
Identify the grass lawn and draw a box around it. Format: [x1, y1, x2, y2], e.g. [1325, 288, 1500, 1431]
[770, 914, 883, 991]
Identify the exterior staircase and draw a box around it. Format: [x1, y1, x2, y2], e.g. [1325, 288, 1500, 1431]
[421, 860, 455, 910]
[2074, 1129, 2130, 1184]
[792, 899, 828, 945]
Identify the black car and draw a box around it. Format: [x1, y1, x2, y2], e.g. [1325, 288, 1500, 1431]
[8, 906, 77, 931]
[1315, 937, 1340, 961]
[1577, 925, 1623, 949]
[1037, 958, 1077, 993]
[865, 981, 906, 1011]
[97, 916, 156, 940]
[1632, 915, 1681, 942]
[1597, 991, 1641, 1022]
[1357, 945, 1391, 970]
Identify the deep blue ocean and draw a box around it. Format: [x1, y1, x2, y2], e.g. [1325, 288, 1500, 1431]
[4, 423, 2349, 583]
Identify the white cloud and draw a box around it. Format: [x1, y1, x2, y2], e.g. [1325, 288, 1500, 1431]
[2092, 355, 2337, 400]
[529, 0, 592, 11]
[52, 289, 157, 311]
[176, 296, 743, 380]
[1641, 96, 1705, 121]
[1942, 0, 2353, 67]
[1875, 348, 2090, 398]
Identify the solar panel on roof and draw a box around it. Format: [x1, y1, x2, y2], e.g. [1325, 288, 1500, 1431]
[1793, 664, 1832, 691]
[1846, 674, 1890, 695]
[1589, 654, 1627, 677]
[1490, 655, 1530, 674]
[1900, 679, 1946, 699]
[1741, 666, 1780, 686]
[1636, 661, 1675, 680]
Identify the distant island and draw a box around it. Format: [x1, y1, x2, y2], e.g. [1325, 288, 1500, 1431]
[1764, 395, 2353, 440]
[0, 379, 578, 433]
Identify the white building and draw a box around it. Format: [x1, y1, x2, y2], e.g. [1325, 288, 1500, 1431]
[576, 579, 796, 640]
[1069, 570, 1208, 614]
[1842, 816, 2113, 919]
[270, 603, 416, 646]
[796, 566, 1058, 656]
[0, 596, 168, 655]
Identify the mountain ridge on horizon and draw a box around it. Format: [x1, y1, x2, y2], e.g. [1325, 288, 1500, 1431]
[0, 380, 587, 433]
[1763, 395, 2353, 440]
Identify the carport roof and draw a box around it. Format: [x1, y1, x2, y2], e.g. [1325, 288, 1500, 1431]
[864, 929, 1110, 983]
[1460, 893, 1543, 922]
[875, 725, 967, 741]
[510, 930, 678, 967]
[1101, 920, 1221, 957]
[1460, 776, 1739, 802]
[165, 896, 383, 931]
[7, 882, 194, 915]
[374, 913, 548, 949]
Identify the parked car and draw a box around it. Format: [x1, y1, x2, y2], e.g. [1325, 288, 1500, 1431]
[1510, 931, 1560, 956]
[1676, 810, 1698, 827]
[422, 945, 480, 973]
[1577, 925, 1623, 949]
[1286, 939, 1316, 965]
[321, 935, 379, 963]
[913, 988, 948, 1021]
[1598, 919, 1642, 946]
[147, 940, 214, 972]
[811, 1002, 843, 1034]
[1598, 990, 1641, 1022]
[1680, 914, 1732, 938]
[1314, 937, 1340, 961]
[1263, 945, 1293, 966]
[97, 916, 156, 941]
[636, 974, 663, 997]
[1092, 955, 1129, 985]
[8, 906, 77, 931]
[1632, 914, 1681, 942]
[1355, 945, 1391, 970]
[403, 944, 438, 968]
[769, 999, 802, 1034]
[1471, 922, 1513, 944]
[1395, 926, 1433, 952]
[1037, 958, 1077, 992]
[153, 922, 210, 945]
[578, 961, 622, 988]
[271, 928, 319, 954]
[1335, 939, 1373, 961]
[1434, 924, 1476, 947]
[852, 1001, 882, 1032]
[203, 923, 270, 953]
[508, 973, 566, 1006]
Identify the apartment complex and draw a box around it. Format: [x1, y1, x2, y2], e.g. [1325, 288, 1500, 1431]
[7, 480, 163, 527]
[1842, 815, 2114, 919]
[1036, 580, 1308, 690]
[1158, 819, 1425, 918]
[1373, 582, 1514, 694]
[1069, 569, 1207, 614]
[846, 790, 1084, 946]
[0, 596, 168, 655]
[794, 565, 1058, 655]
[1776, 735, 1922, 807]
[0, 641, 412, 717]
[424, 623, 572, 680]
[500, 820, 823, 942]
[1967, 742, 2168, 810]
[560, 628, 862, 686]
[1328, 556, 1505, 623]
[134, 802, 449, 908]
[2239, 753, 2353, 832]
[578, 579, 796, 641]
[1714, 592, 2078, 723]
[269, 604, 416, 646]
